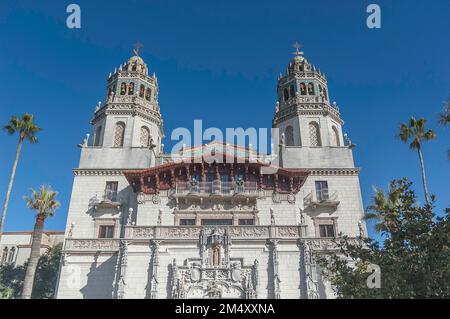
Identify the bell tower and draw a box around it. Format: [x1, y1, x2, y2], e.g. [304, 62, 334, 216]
[84, 46, 164, 169]
[273, 43, 353, 169]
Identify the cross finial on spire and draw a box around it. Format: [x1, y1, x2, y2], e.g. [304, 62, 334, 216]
[292, 41, 304, 56]
[133, 41, 143, 56]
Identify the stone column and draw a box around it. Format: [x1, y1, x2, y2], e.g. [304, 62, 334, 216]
[298, 240, 319, 299]
[114, 240, 129, 299]
[149, 240, 161, 299]
[268, 239, 281, 299]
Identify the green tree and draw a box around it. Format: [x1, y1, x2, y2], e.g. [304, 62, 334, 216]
[397, 117, 436, 206]
[0, 244, 62, 299]
[317, 179, 450, 298]
[0, 114, 42, 242]
[0, 262, 25, 299]
[31, 243, 62, 299]
[21, 186, 60, 299]
[438, 101, 449, 160]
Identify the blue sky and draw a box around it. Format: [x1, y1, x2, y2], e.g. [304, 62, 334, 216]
[0, 0, 448, 239]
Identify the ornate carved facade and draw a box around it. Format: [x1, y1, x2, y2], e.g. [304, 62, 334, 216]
[55, 47, 366, 299]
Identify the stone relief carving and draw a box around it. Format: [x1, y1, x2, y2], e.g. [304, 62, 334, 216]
[168, 230, 258, 299]
[127, 225, 299, 240]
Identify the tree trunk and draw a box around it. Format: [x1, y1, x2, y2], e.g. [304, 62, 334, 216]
[0, 137, 23, 242]
[417, 145, 431, 207]
[21, 214, 45, 299]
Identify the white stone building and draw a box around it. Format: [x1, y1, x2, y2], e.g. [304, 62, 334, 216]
[0, 231, 64, 267]
[55, 47, 366, 299]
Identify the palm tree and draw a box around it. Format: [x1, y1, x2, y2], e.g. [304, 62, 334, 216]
[21, 186, 60, 299]
[438, 101, 450, 126]
[365, 184, 401, 233]
[0, 114, 41, 242]
[397, 117, 436, 207]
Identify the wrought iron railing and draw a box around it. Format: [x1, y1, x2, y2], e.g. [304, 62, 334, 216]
[175, 181, 258, 196]
[103, 189, 118, 202]
[304, 189, 339, 207]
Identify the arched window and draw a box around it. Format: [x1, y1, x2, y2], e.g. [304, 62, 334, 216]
[1, 247, 8, 265]
[139, 84, 145, 98]
[113, 122, 126, 147]
[300, 83, 307, 95]
[308, 83, 315, 95]
[283, 88, 289, 101]
[285, 126, 294, 146]
[94, 126, 102, 147]
[128, 82, 135, 95]
[323, 88, 328, 101]
[7, 247, 15, 263]
[308, 121, 321, 146]
[332, 126, 340, 146]
[289, 85, 296, 98]
[120, 82, 127, 95]
[145, 88, 152, 101]
[140, 126, 150, 147]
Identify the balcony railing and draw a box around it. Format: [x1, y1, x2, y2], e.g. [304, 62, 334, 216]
[174, 181, 258, 197]
[304, 189, 339, 209]
[103, 189, 118, 202]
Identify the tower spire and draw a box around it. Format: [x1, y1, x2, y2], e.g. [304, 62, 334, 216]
[133, 41, 143, 56]
[292, 41, 304, 57]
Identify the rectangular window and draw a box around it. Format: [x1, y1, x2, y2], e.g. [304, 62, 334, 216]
[179, 219, 196, 226]
[315, 181, 329, 201]
[319, 224, 335, 238]
[238, 219, 255, 226]
[98, 225, 115, 238]
[105, 181, 118, 202]
[201, 219, 233, 226]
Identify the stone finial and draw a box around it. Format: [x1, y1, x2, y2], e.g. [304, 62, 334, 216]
[299, 208, 305, 225]
[80, 133, 90, 147]
[344, 133, 356, 149]
[358, 220, 364, 237]
[157, 208, 162, 226]
[68, 222, 75, 238]
[280, 133, 285, 147]
[270, 208, 276, 225]
[127, 208, 133, 225]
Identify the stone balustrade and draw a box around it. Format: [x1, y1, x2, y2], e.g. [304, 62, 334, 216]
[125, 225, 308, 240]
[64, 229, 361, 252]
[64, 238, 120, 252]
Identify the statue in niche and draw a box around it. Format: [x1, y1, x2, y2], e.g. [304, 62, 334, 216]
[212, 244, 221, 266]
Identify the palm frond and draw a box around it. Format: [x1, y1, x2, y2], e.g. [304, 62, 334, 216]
[23, 185, 60, 219]
[3, 113, 42, 142]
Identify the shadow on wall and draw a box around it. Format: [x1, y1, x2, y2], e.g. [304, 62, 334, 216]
[80, 253, 118, 299]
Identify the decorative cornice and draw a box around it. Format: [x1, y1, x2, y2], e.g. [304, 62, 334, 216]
[73, 169, 129, 176]
[306, 168, 361, 176]
[274, 104, 343, 126]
